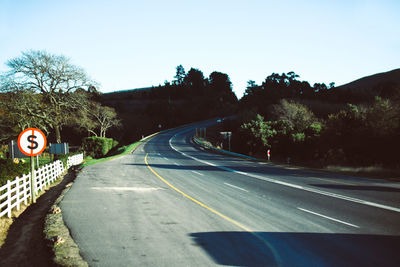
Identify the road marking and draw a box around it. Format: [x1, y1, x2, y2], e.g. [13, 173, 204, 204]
[192, 171, 204, 176]
[173, 162, 180, 166]
[224, 182, 249, 192]
[312, 177, 356, 186]
[297, 207, 360, 228]
[90, 187, 162, 192]
[145, 153, 282, 265]
[169, 132, 400, 214]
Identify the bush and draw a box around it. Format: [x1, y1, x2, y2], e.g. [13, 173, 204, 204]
[82, 137, 118, 158]
[0, 159, 31, 187]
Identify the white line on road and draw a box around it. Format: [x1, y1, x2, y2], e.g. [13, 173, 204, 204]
[173, 162, 180, 166]
[192, 171, 204, 176]
[168, 131, 400, 214]
[224, 182, 249, 192]
[298, 207, 360, 228]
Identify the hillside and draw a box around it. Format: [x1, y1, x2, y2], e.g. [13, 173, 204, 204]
[100, 69, 239, 144]
[334, 68, 400, 101]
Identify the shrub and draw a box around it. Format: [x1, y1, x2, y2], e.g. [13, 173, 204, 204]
[82, 137, 118, 158]
[0, 159, 31, 187]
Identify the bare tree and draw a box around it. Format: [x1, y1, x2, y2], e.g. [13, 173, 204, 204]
[75, 99, 121, 138]
[95, 105, 121, 138]
[1, 50, 97, 143]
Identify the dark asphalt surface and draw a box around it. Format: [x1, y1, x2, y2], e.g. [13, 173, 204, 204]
[61, 120, 400, 266]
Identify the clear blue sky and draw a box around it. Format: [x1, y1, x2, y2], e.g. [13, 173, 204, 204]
[1, 0, 399, 97]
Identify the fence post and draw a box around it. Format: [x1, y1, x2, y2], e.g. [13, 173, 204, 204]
[7, 179, 11, 218]
[16, 176, 20, 211]
[24, 175, 28, 205]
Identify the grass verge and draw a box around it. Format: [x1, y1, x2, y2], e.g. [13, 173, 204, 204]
[43, 178, 88, 267]
[82, 138, 148, 167]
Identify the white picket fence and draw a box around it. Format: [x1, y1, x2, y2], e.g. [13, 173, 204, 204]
[0, 153, 83, 218]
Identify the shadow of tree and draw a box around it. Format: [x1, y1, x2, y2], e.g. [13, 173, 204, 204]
[189, 231, 400, 267]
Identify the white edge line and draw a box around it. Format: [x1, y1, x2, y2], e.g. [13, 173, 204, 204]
[168, 131, 400, 214]
[224, 182, 249, 192]
[298, 207, 360, 228]
[192, 171, 204, 176]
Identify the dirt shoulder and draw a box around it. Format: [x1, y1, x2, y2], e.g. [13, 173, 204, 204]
[0, 169, 78, 266]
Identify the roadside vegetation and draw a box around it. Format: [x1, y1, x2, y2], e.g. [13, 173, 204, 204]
[1, 50, 399, 180]
[205, 71, 400, 176]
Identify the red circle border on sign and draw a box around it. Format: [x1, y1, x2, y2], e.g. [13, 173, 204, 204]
[17, 128, 47, 157]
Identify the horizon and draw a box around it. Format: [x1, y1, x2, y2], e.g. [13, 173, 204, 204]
[1, 0, 399, 97]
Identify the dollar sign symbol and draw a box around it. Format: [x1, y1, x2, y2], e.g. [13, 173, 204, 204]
[27, 135, 38, 149]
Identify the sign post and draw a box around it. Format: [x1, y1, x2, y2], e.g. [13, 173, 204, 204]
[220, 132, 232, 151]
[17, 128, 47, 204]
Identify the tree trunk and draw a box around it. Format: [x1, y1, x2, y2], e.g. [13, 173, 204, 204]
[55, 125, 61, 143]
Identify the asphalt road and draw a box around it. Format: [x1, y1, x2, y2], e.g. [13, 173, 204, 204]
[61, 120, 400, 266]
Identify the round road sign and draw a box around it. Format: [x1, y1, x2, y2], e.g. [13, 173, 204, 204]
[17, 128, 47, 157]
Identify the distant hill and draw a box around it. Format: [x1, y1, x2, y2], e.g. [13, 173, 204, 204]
[334, 68, 400, 101]
[102, 87, 153, 100]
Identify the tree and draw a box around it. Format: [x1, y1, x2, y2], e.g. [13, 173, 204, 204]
[271, 99, 318, 133]
[75, 100, 121, 138]
[313, 83, 328, 92]
[209, 71, 232, 92]
[1, 50, 97, 143]
[174, 65, 186, 85]
[184, 68, 205, 88]
[239, 100, 322, 160]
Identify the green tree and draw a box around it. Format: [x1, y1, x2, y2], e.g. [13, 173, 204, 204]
[322, 97, 400, 166]
[174, 65, 186, 85]
[239, 100, 322, 161]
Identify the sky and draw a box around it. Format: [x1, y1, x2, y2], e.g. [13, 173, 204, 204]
[1, 0, 399, 98]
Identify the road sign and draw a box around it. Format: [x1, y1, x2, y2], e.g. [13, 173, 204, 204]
[17, 128, 47, 157]
[50, 143, 69, 155]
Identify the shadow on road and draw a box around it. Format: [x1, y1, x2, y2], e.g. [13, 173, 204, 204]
[189, 231, 400, 267]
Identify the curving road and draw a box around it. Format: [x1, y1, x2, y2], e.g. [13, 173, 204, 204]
[61, 120, 400, 266]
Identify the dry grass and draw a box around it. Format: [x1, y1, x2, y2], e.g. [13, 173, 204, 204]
[326, 165, 400, 180]
[0, 203, 28, 247]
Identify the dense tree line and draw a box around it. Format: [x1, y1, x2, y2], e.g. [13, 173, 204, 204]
[230, 72, 400, 167]
[101, 65, 238, 143]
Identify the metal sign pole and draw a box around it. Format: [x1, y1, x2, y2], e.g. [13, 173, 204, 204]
[30, 156, 36, 203]
[228, 133, 231, 151]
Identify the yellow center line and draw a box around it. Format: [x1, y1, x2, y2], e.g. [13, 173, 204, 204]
[145, 153, 250, 231]
[144, 153, 281, 265]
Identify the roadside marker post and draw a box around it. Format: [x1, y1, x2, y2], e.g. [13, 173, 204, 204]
[267, 149, 271, 161]
[17, 128, 47, 204]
